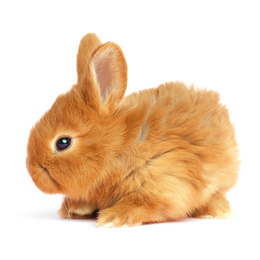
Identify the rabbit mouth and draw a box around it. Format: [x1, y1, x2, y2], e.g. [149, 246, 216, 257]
[39, 164, 60, 187]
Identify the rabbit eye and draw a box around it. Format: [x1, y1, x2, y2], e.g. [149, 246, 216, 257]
[56, 137, 71, 151]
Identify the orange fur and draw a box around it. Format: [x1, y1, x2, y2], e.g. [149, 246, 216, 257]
[26, 33, 240, 227]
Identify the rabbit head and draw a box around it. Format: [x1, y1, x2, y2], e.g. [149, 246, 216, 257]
[26, 33, 128, 199]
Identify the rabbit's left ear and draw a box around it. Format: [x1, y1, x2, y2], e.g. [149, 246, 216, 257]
[81, 42, 128, 111]
[77, 33, 102, 83]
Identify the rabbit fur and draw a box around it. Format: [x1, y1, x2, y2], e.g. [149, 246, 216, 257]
[26, 33, 239, 227]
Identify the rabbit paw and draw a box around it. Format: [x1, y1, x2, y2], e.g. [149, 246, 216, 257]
[193, 193, 232, 220]
[198, 212, 232, 219]
[97, 207, 142, 227]
[97, 207, 143, 228]
[58, 197, 96, 219]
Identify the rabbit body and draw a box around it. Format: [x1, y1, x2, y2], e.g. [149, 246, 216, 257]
[26, 33, 239, 227]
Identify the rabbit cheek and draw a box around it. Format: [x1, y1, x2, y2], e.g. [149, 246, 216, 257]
[45, 158, 85, 198]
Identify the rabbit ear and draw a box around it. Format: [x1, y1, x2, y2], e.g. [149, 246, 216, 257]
[76, 33, 102, 82]
[80, 42, 128, 111]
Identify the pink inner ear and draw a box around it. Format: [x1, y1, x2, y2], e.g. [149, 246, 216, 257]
[94, 54, 114, 101]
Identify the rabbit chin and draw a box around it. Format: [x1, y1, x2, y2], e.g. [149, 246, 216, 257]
[29, 163, 62, 194]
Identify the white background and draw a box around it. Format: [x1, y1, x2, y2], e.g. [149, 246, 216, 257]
[1, 1, 259, 259]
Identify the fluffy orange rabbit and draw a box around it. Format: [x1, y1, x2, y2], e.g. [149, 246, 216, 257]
[26, 33, 239, 227]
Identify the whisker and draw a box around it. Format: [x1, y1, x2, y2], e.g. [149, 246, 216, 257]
[65, 197, 70, 219]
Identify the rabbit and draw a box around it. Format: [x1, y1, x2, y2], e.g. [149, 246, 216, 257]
[26, 33, 240, 227]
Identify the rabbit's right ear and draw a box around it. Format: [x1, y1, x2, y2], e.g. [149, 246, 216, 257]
[77, 33, 102, 83]
[78, 41, 128, 113]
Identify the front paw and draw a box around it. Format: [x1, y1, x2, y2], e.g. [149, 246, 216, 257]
[97, 207, 142, 228]
[58, 197, 96, 219]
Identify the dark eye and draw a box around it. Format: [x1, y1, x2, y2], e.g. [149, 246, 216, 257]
[56, 137, 71, 151]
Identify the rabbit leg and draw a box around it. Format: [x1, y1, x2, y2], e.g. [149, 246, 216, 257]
[192, 193, 232, 219]
[58, 197, 96, 219]
[97, 195, 175, 227]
